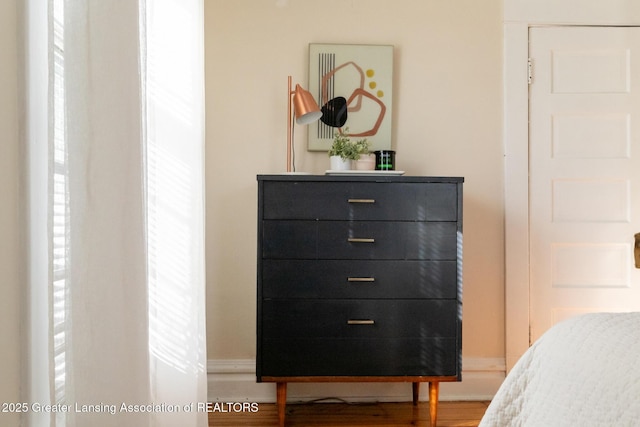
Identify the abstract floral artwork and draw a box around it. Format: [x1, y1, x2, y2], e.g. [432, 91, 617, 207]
[307, 43, 393, 151]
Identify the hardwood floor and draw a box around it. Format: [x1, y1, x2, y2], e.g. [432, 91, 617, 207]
[208, 400, 490, 426]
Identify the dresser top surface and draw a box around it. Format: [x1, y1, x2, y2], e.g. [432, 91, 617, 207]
[257, 174, 464, 183]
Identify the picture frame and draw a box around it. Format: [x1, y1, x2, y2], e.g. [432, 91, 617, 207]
[307, 43, 393, 151]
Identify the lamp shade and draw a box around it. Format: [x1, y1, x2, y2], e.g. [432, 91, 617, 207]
[292, 84, 322, 125]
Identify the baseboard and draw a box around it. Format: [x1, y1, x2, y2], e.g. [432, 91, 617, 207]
[207, 358, 505, 403]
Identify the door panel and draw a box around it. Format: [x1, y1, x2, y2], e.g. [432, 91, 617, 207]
[529, 26, 640, 342]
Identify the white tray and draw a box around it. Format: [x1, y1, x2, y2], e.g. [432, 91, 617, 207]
[325, 170, 405, 176]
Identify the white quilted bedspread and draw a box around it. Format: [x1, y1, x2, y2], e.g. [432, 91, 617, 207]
[479, 312, 640, 427]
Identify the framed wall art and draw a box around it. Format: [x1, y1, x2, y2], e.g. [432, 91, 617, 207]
[307, 43, 393, 151]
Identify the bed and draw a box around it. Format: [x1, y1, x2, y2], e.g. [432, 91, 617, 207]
[479, 312, 640, 426]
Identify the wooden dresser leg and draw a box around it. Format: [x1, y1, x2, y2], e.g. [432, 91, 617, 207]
[428, 381, 440, 427]
[276, 382, 287, 427]
[412, 382, 420, 406]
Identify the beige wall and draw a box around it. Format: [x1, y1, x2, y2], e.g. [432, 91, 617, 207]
[0, 0, 22, 423]
[506, 0, 640, 23]
[205, 0, 505, 360]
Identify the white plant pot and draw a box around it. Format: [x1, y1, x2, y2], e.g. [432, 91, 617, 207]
[330, 155, 351, 171]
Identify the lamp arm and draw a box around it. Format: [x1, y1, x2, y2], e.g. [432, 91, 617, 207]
[286, 76, 293, 172]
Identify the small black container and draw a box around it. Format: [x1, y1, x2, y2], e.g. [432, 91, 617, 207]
[374, 150, 395, 170]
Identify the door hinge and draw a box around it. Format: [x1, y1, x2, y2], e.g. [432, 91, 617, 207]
[527, 58, 533, 85]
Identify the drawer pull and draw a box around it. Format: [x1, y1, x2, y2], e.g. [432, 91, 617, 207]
[347, 319, 375, 325]
[348, 238, 375, 243]
[347, 277, 375, 282]
[348, 198, 375, 204]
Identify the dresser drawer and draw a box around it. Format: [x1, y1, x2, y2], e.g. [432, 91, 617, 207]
[262, 181, 458, 221]
[261, 300, 457, 339]
[262, 260, 457, 299]
[260, 337, 458, 377]
[262, 221, 458, 260]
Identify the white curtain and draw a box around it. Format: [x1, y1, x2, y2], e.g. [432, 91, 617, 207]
[24, 0, 207, 426]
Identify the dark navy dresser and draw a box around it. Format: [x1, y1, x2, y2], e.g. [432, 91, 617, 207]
[256, 174, 463, 427]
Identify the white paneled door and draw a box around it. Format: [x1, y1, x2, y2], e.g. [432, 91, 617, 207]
[529, 26, 640, 343]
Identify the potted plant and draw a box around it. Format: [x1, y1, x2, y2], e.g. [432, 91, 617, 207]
[353, 138, 374, 170]
[328, 129, 359, 170]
